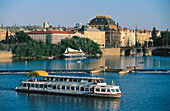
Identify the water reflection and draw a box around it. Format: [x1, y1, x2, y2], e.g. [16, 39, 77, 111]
[0, 56, 169, 70]
[16, 92, 121, 111]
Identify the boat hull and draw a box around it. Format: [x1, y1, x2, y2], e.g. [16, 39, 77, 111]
[15, 88, 123, 98]
[63, 54, 86, 58]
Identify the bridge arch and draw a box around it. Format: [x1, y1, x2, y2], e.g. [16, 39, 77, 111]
[152, 48, 170, 56]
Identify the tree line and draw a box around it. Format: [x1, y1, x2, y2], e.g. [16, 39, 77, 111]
[152, 27, 170, 46]
[0, 31, 102, 57]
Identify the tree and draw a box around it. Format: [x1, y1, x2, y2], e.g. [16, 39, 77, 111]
[46, 32, 51, 45]
[0, 43, 5, 50]
[15, 47, 22, 57]
[152, 27, 157, 46]
[15, 31, 32, 43]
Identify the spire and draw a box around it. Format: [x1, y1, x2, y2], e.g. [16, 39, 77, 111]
[156, 25, 158, 30]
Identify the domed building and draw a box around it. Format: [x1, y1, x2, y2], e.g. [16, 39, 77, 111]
[89, 15, 121, 47]
[89, 15, 118, 30]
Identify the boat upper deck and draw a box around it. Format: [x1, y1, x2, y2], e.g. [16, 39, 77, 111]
[21, 81, 119, 89]
[42, 75, 104, 80]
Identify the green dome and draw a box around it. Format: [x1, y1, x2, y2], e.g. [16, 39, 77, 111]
[89, 17, 116, 25]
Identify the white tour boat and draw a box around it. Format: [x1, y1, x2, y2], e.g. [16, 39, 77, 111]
[63, 47, 86, 58]
[15, 70, 123, 98]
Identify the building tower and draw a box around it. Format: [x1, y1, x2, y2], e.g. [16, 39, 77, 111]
[5, 28, 9, 44]
[43, 21, 50, 28]
[135, 26, 138, 46]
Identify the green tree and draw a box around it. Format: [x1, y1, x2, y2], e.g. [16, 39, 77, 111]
[15, 47, 22, 57]
[152, 27, 157, 46]
[0, 43, 5, 50]
[15, 31, 32, 43]
[46, 32, 51, 46]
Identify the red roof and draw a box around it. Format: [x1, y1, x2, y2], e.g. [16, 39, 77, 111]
[123, 27, 129, 30]
[26, 30, 75, 34]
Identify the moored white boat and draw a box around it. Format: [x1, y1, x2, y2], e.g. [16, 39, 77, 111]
[63, 47, 86, 58]
[15, 70, 123, 98]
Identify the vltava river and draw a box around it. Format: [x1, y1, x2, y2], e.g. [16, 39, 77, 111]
[0, 56, 170, 111]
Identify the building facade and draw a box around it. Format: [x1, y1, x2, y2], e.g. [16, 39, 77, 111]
[89, 15, 118, 30]
[26, 31, 85, 44]
[43, 21, 50, 28]
[88, 15, 121, 47]
[84, 28, 105, 48]
[120, 27, 135, 47]
[135, 28, 151, 46]
[0, 29, 7, 41]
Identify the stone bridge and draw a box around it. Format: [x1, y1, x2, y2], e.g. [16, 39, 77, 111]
[120, 46, 170, 56]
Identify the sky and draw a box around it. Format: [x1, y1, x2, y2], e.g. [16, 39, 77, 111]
[0, 0, 170, 31]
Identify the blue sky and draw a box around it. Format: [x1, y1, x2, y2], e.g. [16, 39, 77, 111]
[0, 0, 170, 30]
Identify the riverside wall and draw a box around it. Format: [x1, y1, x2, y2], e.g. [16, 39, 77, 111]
[101, 48, 120, 56]
[0, 51, 13, 59]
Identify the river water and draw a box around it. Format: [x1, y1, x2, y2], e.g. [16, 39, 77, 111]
[0, 56, 170, 111]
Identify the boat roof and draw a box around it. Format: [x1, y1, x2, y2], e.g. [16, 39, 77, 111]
[41, 75, 104, 80]
[27, 70, 49, 77]
[22, 81, 119, 88]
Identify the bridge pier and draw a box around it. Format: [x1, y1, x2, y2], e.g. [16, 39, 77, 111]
[120, 50, 125, 56]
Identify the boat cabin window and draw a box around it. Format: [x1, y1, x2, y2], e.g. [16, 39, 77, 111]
[71, 86, 75, 90]
[52, 85, 56, 89]
[35, 84, 39, 88]
[67, 86, 70, 90]
[85, 87, 89, 91]
[48, 85, 52, 87]
[62, 86, 65, 90]
[101, 80, 104, 83]
[101, 89, 106, 92]
[88, 79, 92, 82]
[56, 78, 59, 81]
[111, 89, 115, 92]
[76, 87, 79, 91]
[73, 79, 77, 82]
[116, 89, 120, 92]
[27, 83, 30, 87]
[40, 84, 43, 88]
[44, 85, 47, 88]
[57, 86, 60, 89]
[96, 88, 100, 92]
[22, 83, 26, 87]
[80, 87, 84, 91]
[96, 80, 100, 83]
[59, 78, 63, 81]
[64, 78, 67, 81]
[47, 77, 49, 81]
[31, 84, 34, 87]
[107, 89, 111, 92]
[78, 79, 81, 82]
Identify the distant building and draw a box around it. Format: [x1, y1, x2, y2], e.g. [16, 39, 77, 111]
[120, 27, 135, 47]
[79, 27, 105, 48]
[135, 26, 151, 46]
[75, 23, 82, 29]
[0, 28, 6, 41]
[26, 31, 85, 44]
[43, 21, 50, 28]
[89, 15, 117, 30]
[89, 15, 121, 47]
